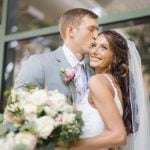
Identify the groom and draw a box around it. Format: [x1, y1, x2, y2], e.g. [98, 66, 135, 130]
[14, 8, 99, 104]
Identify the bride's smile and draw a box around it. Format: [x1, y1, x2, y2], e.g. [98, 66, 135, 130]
[89, 34, 113, 73]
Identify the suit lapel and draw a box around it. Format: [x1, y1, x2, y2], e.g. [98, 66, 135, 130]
[55, 47, 71, 68]
[54, 47, 77, 103]
[84, 54, 95, 80]
[86, 64, 95, 79]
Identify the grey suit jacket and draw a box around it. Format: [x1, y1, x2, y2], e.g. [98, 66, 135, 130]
[14, 47, 95, 104]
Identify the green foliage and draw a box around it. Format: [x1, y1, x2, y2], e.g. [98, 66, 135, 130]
[13, 144, 30, 150]
[5, 123, 18, 132]
[74, 110, 84, 127]
[37, 106, 45, 117]
[24, 84, 37, 90]
[4, 87, 12, 98]
[19, 122, 35, 132]
[14, 108, 24, 117]
[0, 114, 3, 123]
[56, 110, 83, 146]
[37, 141, 55, 150]
[0, 123, 8, 136]
[0, 123, 18, 136]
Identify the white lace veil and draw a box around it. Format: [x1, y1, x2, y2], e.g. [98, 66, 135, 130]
[121, 40, 150, 150]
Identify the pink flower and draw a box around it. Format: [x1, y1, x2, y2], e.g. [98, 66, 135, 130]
[55, 114, 65, 125]
[55, 113, 75, 125]
[64, 69, 75, 81]
[61, 68, 75, 83]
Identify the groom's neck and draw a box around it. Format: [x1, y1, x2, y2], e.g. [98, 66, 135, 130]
[64, 42, 85, 61]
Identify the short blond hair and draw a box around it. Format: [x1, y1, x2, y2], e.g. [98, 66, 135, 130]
[59, 8, 98, 39]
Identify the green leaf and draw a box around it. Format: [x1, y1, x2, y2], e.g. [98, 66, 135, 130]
[37, 142, 55, 150]
[24, 84, 37, 90]
[37, 106, 45, 117]
[4, 87, 12, 97]
[6, 123, 18, 132]
[0, 114, 3, 123]
[13, 144, 30, 150]
[19, 122, 35, 131]
[0, 124, 8, 136]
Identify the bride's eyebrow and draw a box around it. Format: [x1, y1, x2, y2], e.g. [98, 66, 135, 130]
[99, 44, 109, 47]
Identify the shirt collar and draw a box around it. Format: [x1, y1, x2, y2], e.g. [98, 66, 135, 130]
[62, 44, 85, 67]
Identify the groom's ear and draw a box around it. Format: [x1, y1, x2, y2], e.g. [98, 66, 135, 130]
[67, 25, 76, 38]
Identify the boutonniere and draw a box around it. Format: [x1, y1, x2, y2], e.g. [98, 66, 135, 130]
[60, 67, 75, 84]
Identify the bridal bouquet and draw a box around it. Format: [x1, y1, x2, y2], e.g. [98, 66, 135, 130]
[0, 87, 83, 150]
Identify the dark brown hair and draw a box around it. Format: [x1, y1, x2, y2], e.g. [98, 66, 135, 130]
[59, 8, 98, 39]
[99, 30, 133, 134]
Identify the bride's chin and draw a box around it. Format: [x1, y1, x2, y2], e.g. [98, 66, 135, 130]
[90, 65, 99, 70]
[89, 62, 96, 67]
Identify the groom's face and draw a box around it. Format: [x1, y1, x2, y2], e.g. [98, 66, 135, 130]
[73, 16, 98, 54]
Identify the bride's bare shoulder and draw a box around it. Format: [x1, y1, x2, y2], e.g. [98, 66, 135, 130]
[88, 74, 110, 89]
[88, 74, 110, 83]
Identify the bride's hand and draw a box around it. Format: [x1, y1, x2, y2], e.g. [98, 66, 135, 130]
[71, 140, 83, 150]
[71, 139, 92, 150]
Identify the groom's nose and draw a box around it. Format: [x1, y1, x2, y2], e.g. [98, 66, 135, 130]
[93, 30, 98, 40]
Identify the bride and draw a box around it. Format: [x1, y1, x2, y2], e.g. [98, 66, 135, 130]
[72, 30, 150, 150]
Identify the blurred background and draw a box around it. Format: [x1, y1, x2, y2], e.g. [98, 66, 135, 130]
[0, 0, 150, 111]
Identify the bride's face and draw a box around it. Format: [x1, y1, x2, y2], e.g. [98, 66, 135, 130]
[89, 34, 114, 73]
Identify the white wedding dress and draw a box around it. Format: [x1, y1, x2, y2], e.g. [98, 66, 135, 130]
[76, 74, 123, 150]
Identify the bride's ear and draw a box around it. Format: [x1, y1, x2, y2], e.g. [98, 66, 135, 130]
[112, 55, 117, 64]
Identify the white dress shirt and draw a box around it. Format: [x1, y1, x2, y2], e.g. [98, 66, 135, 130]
[62, 44, 88, 103]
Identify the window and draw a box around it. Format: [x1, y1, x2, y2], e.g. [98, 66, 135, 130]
[3, 34, 62, 89]
[7, 0, 150, 33]
[0, 0, 3, 24]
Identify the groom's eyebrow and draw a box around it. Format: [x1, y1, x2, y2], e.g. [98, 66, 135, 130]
[89, 25, 99, 30]
[94, 26, 99, 30]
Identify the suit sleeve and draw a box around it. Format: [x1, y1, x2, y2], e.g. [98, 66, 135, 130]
[14, 55, 45, 89]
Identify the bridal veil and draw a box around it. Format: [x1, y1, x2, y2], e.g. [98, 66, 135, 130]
[121, 40, 150, 150]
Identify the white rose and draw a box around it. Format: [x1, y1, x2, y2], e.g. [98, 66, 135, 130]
[25, 113, 37, 122]
[0, 139, 13, 150]
[21, 102, 37, 121]
[16, 88, 29, 101]
[44, 106, 57, 117]
[15, 132, 37, 150]
[34, 116, 55, 139]
[23, 103, 37, 114]
[18, 98, 27, 110]
[28, 89, 48, 106]
[0, 132, 15, 150]
[0, 139, 4, 149]
[60, 104, 74, 113]
[48, 90, 67, 110]
[11, 88, 29, 103]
